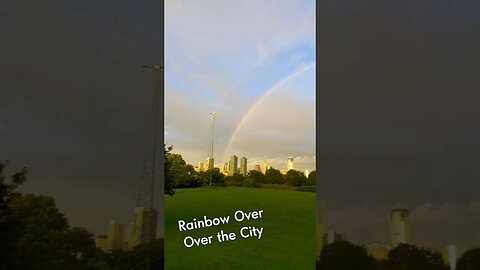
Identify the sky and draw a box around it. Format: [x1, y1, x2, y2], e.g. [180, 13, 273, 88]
[164, 0, 316, 172]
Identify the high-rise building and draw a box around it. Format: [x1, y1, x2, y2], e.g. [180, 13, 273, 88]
[253, 164, 261, 172]
[94, 220, 130, 252]
[107, 221, 129, 250]
[287, 157, 294, 171]
[390, 209, 412, 247]
[196, 162, 204, 172]
[323, 231, 344, 245]
[443, 245, 459, 270]
[240, 157, 247, 175]
[228, 155, 238, 176]
[261, 158, 268, 174]
[305, 169, 310, 178]
[221, 162, 229, 175]
[206, 157, 214, 170]
[131, 206, 158, 249]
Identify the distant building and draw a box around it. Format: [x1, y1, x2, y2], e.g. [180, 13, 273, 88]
[94, 235, 110, 252]
[253, 164, 261, 172]
[195, 162, 204, 172]
[443, 245, 460, 270]
[131, 207, 158, 249]
[240, 157, 247, 175]
[280, 169, 288, 175]
[221, 162, 229, 175]
[206, 157, 214, 170]
[323, 231, 344, 245]
[305, 169, 310, 178]
[228, 155, 238, 176]
[108, 221, 129, 250]
[287, 157, 294, 171]
[261, 158, 268, 174]
[390, 209, 412, 247]
[366, 244, 391, 261]
[94, 220, 130, 252]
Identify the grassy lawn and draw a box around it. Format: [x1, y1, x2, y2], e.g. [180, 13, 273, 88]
[164, 187, 316, 270]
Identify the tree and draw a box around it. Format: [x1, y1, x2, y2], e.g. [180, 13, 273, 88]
[0, 161, 28, 270]
[265, 168, 284, 184]
[8, 194, 70, 269]
[285, 170, 306, 186]
[62, 227, 97, 260]
[199, 168, 225, 187]
[165, 148, 199, 189]
[317, 241, 378, 270]
[224, 173, 244, 186]
[307, 170, 316, 186]
[381, 244, 448, 270]
[247, 170, 265, 184]
[456, 247, 480, 270]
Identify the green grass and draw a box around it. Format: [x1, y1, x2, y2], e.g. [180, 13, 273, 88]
[164, 187, 316, 270]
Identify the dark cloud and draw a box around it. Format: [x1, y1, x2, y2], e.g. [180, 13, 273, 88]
[317, 0, 480, 250]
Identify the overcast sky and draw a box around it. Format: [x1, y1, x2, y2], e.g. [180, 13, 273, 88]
[164, 0, 316, 172]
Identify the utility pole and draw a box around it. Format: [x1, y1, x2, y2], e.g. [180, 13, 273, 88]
[207, 112, 219, 185]
[129, 65, 162, 270]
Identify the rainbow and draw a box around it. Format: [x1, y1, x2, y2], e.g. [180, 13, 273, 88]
[222, 62, 316, 161]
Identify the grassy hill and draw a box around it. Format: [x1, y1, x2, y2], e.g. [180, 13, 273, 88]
[164, 187, 316, 270]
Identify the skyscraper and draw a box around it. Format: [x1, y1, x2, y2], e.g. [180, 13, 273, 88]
[287, 157, 294, 171]
[240, 157, 247, 175]
[131, 206, 158, 249]
[443, 245, 459, 270]
[261, 158, 268, 174]
[390, 209, 412, 247]
[221, 162, 229, 175]
[323, 231, 344, 245]
[206, 157, 214, 170]
[228, 155, 238, 176]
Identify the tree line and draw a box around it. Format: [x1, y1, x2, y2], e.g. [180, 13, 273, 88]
[317, 240, 480, 270]
[165, 149, 316, 192]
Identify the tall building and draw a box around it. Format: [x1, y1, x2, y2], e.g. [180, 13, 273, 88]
[443, 245, 459, 270]
[323, 231, 344, 245]
[287, 157, 294, 171]
[107, 221, 129, 250]
[94, 220, 130, 252]
[206, 157, 214, 170]
[305, 169, 310, 178]
[240, 157, 247, 175]
[131, 206, 158, 249]
[221, 162, 229, 175]
[261, 158, 268, 174]
[196, 162, 204, 172]
[253, 164, 261, 172]
[228, 155, 238, 176]
[390, 209, 412, 247]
